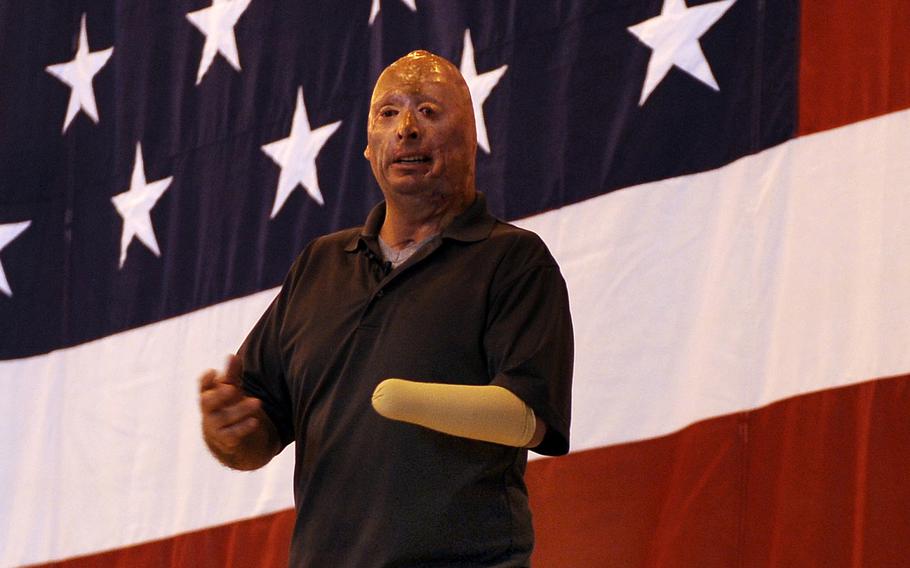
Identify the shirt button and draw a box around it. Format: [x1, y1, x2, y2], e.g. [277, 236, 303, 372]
[377, 289, 384, 298]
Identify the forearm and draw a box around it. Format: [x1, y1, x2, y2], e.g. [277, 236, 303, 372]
[372, 379, 545, 448]
[203, 407, 282, 471]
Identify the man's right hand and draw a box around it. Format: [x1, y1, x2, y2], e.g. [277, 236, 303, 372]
[199, 355, 280, 470]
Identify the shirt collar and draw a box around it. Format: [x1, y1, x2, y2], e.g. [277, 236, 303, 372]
[344, 192, 496, 253]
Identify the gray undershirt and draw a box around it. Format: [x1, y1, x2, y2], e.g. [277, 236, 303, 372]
[378, 234, 437, 269]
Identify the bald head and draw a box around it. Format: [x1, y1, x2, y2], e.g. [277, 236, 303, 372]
[370, 50, 476, 138]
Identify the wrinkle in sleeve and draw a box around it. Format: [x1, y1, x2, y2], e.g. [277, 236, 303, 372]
[237, 264, 300, 449]
[485, 260, 574, 456]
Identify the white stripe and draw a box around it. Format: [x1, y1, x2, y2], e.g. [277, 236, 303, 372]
[0, 289, 293, 566]
[3, 109, 909, 564]
[519, 108, 910, 453]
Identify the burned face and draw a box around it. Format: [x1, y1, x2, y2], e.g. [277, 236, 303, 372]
[364, 51, 477, 202]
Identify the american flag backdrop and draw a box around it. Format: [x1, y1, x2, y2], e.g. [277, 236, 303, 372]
[1, 0, 909, 566]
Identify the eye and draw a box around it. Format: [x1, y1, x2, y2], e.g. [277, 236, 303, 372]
[419, 105, 436, 116]
[379, 108, 398, 118]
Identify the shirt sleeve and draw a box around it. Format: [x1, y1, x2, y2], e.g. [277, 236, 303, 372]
[236, 258, 302, 449]
[485, 234, 574, 456]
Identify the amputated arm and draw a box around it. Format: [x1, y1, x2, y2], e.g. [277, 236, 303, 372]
[371, 378, 546, 448]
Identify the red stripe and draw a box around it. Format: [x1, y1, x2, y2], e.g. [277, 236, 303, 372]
[528, 374, 910, 567]
[33, 375, 910, 567]
[798, 0, 910, 135]
[26, 511, 294, 568]
[528, 413, 744, 566]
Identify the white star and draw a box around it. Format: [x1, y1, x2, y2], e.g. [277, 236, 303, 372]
[186, 0, 252, 85]
[369, 0, 416, 25]
[111, 144, 173, 269]
[627, 0, 736, 105]
[0, 221, 31, 297]
[459, 29, 508, 154]
[261, 87, 342, 218]
[45, 14, 113, 133]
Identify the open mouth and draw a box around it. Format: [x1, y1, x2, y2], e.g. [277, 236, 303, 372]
[394, 155, 432, 164]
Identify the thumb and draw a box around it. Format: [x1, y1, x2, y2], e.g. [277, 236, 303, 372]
[221, 354, 243, 387]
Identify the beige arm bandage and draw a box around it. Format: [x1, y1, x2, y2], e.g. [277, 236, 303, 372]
[371, 379, 537, 447]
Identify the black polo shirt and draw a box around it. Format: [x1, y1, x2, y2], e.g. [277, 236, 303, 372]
[239, 193, 573, 567]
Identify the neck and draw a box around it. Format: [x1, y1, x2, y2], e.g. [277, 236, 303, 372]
[379, 188, 475, 248]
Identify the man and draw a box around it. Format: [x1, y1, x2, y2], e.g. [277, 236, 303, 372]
[199, 50, 573, 566]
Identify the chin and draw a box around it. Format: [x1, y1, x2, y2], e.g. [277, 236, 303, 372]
[383, 180, 431, 197]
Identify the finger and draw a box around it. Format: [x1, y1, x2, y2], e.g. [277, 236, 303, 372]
[200, 382, 247, 414]
[198, 368, 218, 392]
[206, 405, 260, 443]
[214, 416, 260, 450]
[221, 354, 243, 387]
[205, 394, 262, 429]
[217, 396, 262, 428]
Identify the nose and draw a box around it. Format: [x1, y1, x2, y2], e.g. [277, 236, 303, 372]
[396, 110, 419, 140]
